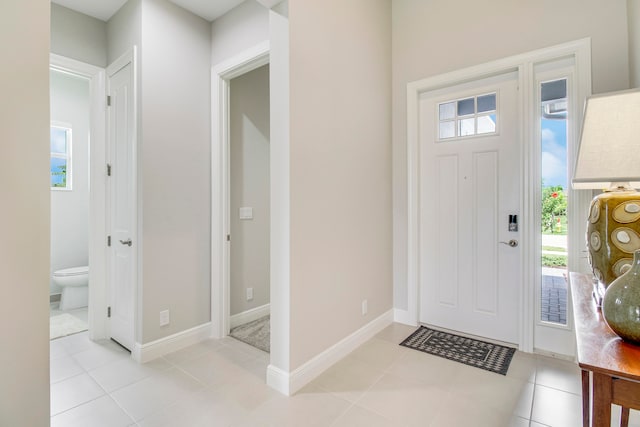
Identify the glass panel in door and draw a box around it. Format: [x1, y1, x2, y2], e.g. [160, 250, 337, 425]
[540, 78, 568, 326]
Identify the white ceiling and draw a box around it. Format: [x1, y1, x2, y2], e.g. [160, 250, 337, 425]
[52, 0, 246, 22]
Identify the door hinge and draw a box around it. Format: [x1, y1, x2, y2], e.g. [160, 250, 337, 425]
[107, 306, 111, 318]
[227, 234, 231, 242]
[107, 235, 111, 247]
[107, 95, 111, 106]
[107, 163, 112, 176]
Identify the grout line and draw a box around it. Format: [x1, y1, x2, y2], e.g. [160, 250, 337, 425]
[49, 376, 108, 419]
[327, 400, 357, 427]
[528, 380, 536, 422]
[533, 382, 582, 398]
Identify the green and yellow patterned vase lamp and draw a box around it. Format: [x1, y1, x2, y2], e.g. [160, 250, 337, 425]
[572, 88, 640, 344]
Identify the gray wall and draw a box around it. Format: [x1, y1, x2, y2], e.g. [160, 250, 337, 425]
[140, 0, 212, 343]
[629, 0, 640, 88]
[55, 0, 212, 344]
[0, 0, 51, 424]
[289, 0, 393, 370]
[230, 65, 270, 316]
[106, 0, 141, 64]
[50, 70, 91, 295]
[51, 3, 107, 67]
[211, 0, 269, 65]
[391, 0, 632, 312]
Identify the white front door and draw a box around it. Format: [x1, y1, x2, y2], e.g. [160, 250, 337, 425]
[107, 53, 136, 351]
[419, 71, 520, 344]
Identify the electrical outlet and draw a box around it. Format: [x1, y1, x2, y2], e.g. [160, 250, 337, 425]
[362, 299, 368, 315]
[159, 310, 170, 326]
[246, 287, 254, 301]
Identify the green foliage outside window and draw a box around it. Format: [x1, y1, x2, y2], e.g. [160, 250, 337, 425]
[542, 184, 567, 234]
[51, 164, 67, 188]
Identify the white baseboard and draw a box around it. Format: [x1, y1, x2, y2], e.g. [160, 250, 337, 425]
[393, 308, 418, 326]
[266, 364, 290, 395]
[230, 303, 270, 329]
[132, 322, 212, 363]
[266, 309, 393, 396]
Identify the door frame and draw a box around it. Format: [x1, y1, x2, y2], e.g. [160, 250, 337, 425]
[50, 54, 108, 341]
[211, 41, 270, 339]
[405, 38, 592, 352]
[106, 48, 139, 354]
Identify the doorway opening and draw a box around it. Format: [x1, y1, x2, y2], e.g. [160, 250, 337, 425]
[210, 41, 270, 352]
[49, 67, 90, 340]
[227, 64, 271, 353]
[49, 55, 106, 343]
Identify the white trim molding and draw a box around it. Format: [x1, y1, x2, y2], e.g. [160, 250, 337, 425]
[405, 38, 592, 354]
[230, 304, 271, 329]
[393, 308, 417, 326]
[266, 310, 393, 396]
[132, 322, 212, 363]
[211, 41, 270, 340]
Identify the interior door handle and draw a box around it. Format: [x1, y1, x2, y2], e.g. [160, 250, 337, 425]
[499, 239, 518, 247]
[119, 239, 132, 247]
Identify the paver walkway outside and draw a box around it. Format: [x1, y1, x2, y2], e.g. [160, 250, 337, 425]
[541, 269, 568, 324]
[541, 234, 569, 324]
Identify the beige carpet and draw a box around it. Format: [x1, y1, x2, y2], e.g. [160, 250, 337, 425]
[230, 315, 270, 353]
[50, 313, 88, 340]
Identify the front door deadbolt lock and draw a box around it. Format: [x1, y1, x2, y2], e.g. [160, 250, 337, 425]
[499, 239, 518, 247]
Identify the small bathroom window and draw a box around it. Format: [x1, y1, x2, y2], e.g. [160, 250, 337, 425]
[51, 124, 72, 190]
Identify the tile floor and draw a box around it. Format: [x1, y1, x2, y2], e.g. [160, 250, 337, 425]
[50, 302, 89, 324]
[50, 323, 640, 427]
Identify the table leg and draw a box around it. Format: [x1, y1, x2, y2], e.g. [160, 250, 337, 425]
[621, 407, 630, 427]
[592, 372, 613, 427]
[582, 370, 590, 427]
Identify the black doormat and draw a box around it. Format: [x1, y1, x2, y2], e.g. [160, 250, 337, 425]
[400, 326, 516, 375]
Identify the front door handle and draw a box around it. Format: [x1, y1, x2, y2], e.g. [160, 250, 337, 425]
[499, 239, 518, 247]
[119, 239, 132, 247]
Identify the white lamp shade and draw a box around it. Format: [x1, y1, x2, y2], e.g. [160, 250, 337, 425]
[572, 89, 640, 190]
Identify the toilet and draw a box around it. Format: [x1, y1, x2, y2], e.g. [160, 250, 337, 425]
[53, 266, 89, 311]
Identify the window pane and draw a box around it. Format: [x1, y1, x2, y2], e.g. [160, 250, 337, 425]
[51, 157, 67, 188]
[541, 79, 567, 102]
[439, 121, 455, 139]
[458, 118, 475, 136]
[478, 94, 496, 112]
[477, 114, 496, 134]
[51, 127, 67, 154]
[439, 102, 455, 120]
[540, 78, 568, 326]
[457, 98, 475, 116]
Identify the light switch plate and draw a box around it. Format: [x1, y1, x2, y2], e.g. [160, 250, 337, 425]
[239, 207, 253, 220]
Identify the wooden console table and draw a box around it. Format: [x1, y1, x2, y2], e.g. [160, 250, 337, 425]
[570, 272, 640, 427]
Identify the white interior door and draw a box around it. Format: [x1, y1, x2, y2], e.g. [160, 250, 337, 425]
[419, 71, 520, 344]
[107, 53, 136, 351]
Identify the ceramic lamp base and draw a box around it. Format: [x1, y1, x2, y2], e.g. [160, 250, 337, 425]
[602, 249, 640, 344]
[587, 190, 640, 289]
